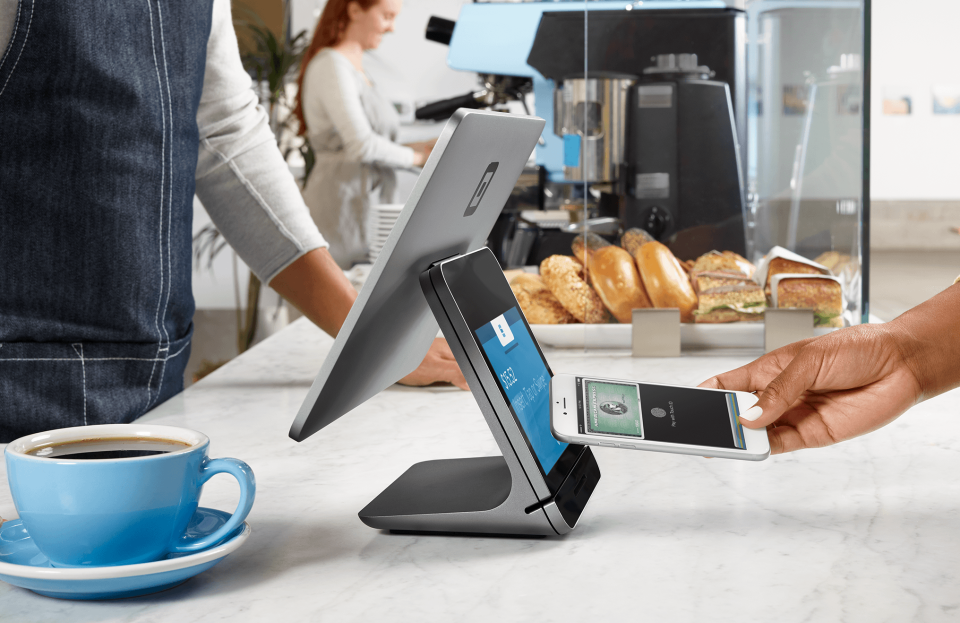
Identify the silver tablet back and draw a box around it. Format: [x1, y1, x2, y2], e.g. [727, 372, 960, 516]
[290, 110, 546, 442]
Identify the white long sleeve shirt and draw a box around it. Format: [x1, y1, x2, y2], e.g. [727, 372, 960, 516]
[300, 48, 415, 168]
[0, 0, 325, 283]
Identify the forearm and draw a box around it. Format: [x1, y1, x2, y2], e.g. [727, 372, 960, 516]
[196, 0, 327, 283]
[268, 248, 358, 337]
[888, 282, 960, 401]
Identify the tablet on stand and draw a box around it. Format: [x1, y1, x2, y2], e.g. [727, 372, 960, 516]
[289, 110, 601, 537]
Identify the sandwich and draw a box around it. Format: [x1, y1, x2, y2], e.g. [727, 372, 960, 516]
[773, 275, 844, 328]
[694, 283, 766, 323]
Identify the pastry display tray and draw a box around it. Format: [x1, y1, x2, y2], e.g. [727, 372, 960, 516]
[530, 322, 837, 350]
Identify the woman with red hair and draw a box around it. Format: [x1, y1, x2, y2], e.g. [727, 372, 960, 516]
[294, 0, 432, 268]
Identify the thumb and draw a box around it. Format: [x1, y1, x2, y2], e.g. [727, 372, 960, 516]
[740, 343, 823, 429]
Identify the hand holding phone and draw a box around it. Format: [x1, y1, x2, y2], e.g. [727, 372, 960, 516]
[550, 375, 770, 461]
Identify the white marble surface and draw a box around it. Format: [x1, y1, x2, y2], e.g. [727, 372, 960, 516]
[2, 318, 960, 621]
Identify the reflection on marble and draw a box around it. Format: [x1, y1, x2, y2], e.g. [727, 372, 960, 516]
[2, 318, 960, 621]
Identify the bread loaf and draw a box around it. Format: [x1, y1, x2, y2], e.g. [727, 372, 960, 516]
[632, 241, 698, 322]
[585, 245, 652, 323]
[540, 255, 611, 324]
[510, 273, 578, 325]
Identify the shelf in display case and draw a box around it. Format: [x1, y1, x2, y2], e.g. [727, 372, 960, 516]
[530, 322, 838, 350]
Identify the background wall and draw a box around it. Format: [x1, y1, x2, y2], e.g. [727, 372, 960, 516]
[870, 0, 960, 200]
[290, 0, 477, 107]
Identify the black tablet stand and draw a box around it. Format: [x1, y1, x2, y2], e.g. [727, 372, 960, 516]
[358, 251, 600, 537]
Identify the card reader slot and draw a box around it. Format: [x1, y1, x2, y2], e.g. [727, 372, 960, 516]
[573, 474, 587, 496]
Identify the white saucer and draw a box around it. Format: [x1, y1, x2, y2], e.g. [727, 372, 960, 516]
[0, 507, 251, 600]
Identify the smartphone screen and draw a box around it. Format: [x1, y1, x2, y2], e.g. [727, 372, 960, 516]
[577, 377, 747, 450]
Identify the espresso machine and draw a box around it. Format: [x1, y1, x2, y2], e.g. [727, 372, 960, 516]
[415, 17, 532, 120]
[421, 2, 749, 263]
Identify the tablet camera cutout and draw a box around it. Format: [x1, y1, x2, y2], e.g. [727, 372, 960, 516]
[464, 162, 498, 217]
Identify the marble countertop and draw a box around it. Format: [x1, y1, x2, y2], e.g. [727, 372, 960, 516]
[3, 318, 960, 621]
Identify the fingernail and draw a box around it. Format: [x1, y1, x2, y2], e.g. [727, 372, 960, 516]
[740, 406, 763, 422]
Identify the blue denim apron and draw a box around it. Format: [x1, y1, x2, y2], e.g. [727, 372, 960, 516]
[0, 0, 214, 441]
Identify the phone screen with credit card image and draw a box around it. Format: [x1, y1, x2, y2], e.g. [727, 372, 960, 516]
[579, 378, 746, 450]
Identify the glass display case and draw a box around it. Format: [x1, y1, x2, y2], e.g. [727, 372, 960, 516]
[745, 0, 868, 326]
[423, 0, 869, 347]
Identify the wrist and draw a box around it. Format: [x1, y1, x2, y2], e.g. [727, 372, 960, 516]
[887, 283, 960, 400]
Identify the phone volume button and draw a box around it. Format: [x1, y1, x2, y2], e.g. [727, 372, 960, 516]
[599, 442, 616, 447]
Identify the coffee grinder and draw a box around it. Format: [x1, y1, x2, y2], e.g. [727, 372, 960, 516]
[527, 8, 748, 259]
[621, 53, 746, 259]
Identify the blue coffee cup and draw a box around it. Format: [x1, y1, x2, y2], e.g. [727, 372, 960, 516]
[4, 424, 255, 568]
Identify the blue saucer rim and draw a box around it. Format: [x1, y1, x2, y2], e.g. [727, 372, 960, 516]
[0, 508, 251, 581]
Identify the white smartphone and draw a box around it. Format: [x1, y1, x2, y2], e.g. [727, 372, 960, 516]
[550, 374, 770, 461]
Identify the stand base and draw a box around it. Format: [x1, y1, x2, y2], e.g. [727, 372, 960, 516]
[359, 457, 559, 537]
[389, 530, 545, 539]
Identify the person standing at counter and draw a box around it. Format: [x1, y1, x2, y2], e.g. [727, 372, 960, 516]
[0, 0, 464, 443]
[293, 0, 433, 268]
[701, 280, 960, 454]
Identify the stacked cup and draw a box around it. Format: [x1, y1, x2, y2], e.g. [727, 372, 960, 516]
[365, 203, 405, 264]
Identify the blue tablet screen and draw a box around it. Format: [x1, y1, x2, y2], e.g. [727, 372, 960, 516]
[475, 307, 568, 474]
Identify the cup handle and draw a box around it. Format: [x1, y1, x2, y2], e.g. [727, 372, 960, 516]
[169, 457, 256, 554]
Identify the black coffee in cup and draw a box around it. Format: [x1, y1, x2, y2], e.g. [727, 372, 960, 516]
[27, 437, 192, 460]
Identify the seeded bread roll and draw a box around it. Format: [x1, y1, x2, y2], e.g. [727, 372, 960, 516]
[632, 241, 698, 323]
[586, 245, 652, 323]
[540, 255, 611, 324]
[510, 273, 578, 325]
